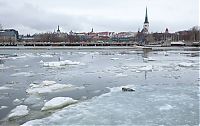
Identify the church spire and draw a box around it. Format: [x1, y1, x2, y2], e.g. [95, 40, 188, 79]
[144, 6, 149, 24]
[57, 25, 60, 33]
[142, 6, 149, 34]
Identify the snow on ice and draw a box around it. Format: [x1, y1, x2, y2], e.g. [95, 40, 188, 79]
[0, 106, 8, 110]
[143, 57, 156, 62]
[178, 62, 194, 67]
[110, 58, 119, 60]
[13, 99, 23, 105]
[43, 60, 80, 67]
[41, 97, 78, 111]
[10, 72, 35, 77]
[159, 104, 174, 111]
[115, 73, 128, 77]
[0, 86, 11, 90]
[26, 80, 84, 95]
[8, 105, 29, 119]
[20, 82, 198, 125]
[138, 65, 153, 71]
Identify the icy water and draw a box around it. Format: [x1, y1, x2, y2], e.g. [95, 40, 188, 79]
[0, 47, 199, 125]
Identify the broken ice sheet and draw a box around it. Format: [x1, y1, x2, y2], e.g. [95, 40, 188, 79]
[8, 105, 29, 120]
[41, 97, 78, 111]
[43, 60, 80, 67]
[26, 80, 84, 95]
[10, 72, 35, 77]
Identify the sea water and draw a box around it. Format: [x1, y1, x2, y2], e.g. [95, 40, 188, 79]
[0, 47, 199, 125]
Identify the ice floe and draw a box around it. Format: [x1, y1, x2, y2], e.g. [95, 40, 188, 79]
[8, 105, 29, 119]
[143, 57, 156, 62]
[110, 58, 119, 60]
[178, 62, 194, 67]
[138, 65, 153, 71]
[159, 104, 174, 111]
[41, 97, 78, 111]
[24, 65, 30, 68]
[13, 98, 23, 105]
[0, 86, 10, 90]
[39, 60, 44, 63]
[77, 52, 88, 55]
[0, 106, 8, 110]
[26, 80, 83, 95]
[11, 72, 35, 77]
[115, 73, 128, 77]
[21, 83, 198, 126]
[9, 55, 26, 60]
[40, 54, 53, 58]
[43, 60, 80, 67]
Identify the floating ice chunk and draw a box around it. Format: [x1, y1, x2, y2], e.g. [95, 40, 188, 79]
[0, 86, 10, 90]
[26, 80, 83, 95]
[24, 65, 30, 68]
[39, 60, 44, 63]
[43, 60, 80, 67]
[135, 70, 141, 73]
[13, 99, 22, 105]
[164, 52, 169, 56]
[22, 85, 138, 126]
[10, 55, 26, 60]
[143, 57, 156, 62]
[138, 65, 153, 71]
[110, 58, 119, 60]
[78, 52, 88, 55]
[159, 104, 173, 111]
[0, 106, 8, 110]
[107, 85, 135, 93]
[41, 97, 78, 111]
[11, 72, 35, 77]
[42, 80, 56, 86]
[115, 73, 128, 77]
[40, 54, 53, 58]
[178, 62, 194, 67]
[8, 105, 29, 119]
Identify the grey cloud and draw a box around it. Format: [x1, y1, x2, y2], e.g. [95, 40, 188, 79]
[0, 0, 198, 34]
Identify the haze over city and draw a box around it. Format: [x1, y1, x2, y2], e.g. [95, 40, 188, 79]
[0, 0, 199, 35]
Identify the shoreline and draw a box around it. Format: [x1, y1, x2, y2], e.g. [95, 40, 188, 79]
[0, 46, 199, 51]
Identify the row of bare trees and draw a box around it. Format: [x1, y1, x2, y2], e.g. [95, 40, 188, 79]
[28, 33, 90, 43]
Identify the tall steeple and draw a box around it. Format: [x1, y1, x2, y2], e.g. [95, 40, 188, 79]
[142, 6, 149, 34]
[144, 7, 149, 24]
[91, 28, 94, 33]
[57, 25, 60, 33]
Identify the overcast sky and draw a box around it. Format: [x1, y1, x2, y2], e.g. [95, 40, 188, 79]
[0, 0, 199, 35]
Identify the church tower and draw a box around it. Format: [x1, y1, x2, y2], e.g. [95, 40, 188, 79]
[57, 25, 61, 33]
[142, 7, 149, 33]
[91, 28, 94, 33]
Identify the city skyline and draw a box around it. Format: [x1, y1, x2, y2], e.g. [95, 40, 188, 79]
[0, 0, 199, 35]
